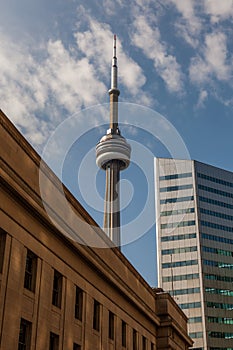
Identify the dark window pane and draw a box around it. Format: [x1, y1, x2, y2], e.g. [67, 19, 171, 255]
[24, 250, 37, 292]
[133, 329, 137, 350]
[75, 286, 83, 321]
[93, 300, 100, 331]
[52, 270, 62, 308]
[49, 332, 59, 350]
[142, 336, 146, 350]
[108, 311, 114, 340]
[122, 321, 126, 347]
[0, 230, 6, 273]
[18, 318, 31, 350]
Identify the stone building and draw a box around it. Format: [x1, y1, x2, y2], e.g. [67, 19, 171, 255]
[0, 110, 192, 349]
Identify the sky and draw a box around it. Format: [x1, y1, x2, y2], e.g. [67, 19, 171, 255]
[1, 0, 233, 286]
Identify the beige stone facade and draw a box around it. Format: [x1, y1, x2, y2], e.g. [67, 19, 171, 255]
[0, 110, 192, 350]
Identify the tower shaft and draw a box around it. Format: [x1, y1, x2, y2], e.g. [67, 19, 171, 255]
[104, 160, 121, 246]
[109, 93, 119, 131]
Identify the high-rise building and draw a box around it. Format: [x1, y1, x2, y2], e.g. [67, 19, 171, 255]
[155, 157, 233, 350]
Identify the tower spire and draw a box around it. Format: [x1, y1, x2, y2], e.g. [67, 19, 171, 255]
[111, 34, 118, 90]
[96, 35, 131, 248]
[109, 35, 120, 134]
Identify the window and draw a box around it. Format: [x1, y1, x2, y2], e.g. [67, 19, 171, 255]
[0, 230, 6, 273]
[205, 274, 233, 283]
[24, 250, 37, 292]
[159, 172, 192, 180]
[52, 270, 62, 308]
[201, 220, 233, 233]
[160, 195, 194, 204]
[189, 332, 203, 338]
[163, 273, 199, 282]
[18, 319, 31, 350]
[73, 343, 81, 350]
[208, 332, 233, 339]
[93, 300, 100, 331]
[205, 287, 233, 297]
[49, 332, 59, 350]
[75, 286, 83, 321]
[206, 301, 233, 310]
[202, 246, 233, 257]
[210, 348, 233, 350]
[161, 220, 195, 229]
[108, 311, 114, 340]
[133, 329, 138, 350]
[198, 185, 233, 198]
[160, 184, 193, 192]
[179, 302, 201, 309]
[199, 195, 233, 210]
[161, 207, 195, 216]
[197, 172, 233, 188]
[200, 207, 233, 221]
[202, 232, 233, 245]
[168, 287, 200, 296]
[142, 336, 147, 350]
[204, 259, 233, 270]
[188, 317, 202, 323]
[122, 321, 126, 347]
[161, 233, 196, 242]
[198, 184, 233, 199]
[162, 259, 198, 269]
[208, 317, 233, 325]
[162, 246, 197, 255]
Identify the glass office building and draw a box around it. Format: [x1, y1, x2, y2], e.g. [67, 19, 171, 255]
[155, 158, 233, 350]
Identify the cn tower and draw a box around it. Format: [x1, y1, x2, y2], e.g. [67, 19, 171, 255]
[96, 35, 131, 248]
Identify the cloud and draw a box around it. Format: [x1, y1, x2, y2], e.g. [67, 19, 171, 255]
[102, 0, 125, 16]
[75, 16, 147, 98]
[0, 30, 107, 149]
[204, 0, 233, 23]
[167, 0, 202, 48]
[131, 15, 184, 94]
[189, 31, 232, 85]
[0, 9, 153, 150]
[42, 40, 106, 111]
[196, 90, 208, 108]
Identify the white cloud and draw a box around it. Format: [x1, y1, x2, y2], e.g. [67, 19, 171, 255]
[102, 0, 125, 16]
[169, 0, 198, 25]
[42, 40, 106, 111]
[196, 90, 208, 108]
[0, 10, 153, 149]
[204, 0, 233, 23]
[75, 17, 147, 97]
[189, 31, 231, 85]
[205, 32, 231, 80]
[0, 30, 107, 149]
[131, 15, 184, 94]
[189, 56, 210, 85]
[167, 0, 202, 48]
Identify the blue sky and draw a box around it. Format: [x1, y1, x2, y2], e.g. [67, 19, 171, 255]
[1, 0, 233, 285]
